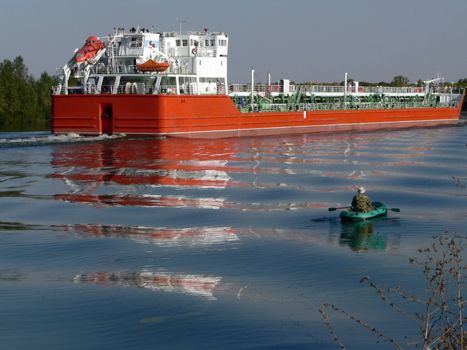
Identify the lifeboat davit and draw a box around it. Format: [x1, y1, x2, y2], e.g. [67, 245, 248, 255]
[75, 36, 106, 64]
[136, 59, 171, 72]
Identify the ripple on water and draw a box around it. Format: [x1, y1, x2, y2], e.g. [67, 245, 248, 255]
[0, 126, 466, 349]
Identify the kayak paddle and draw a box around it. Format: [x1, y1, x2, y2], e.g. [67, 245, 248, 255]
[328, 206, 401, 212]
[328, 206, 351, 211]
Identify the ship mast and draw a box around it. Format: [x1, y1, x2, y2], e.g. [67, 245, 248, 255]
[251, 67, 255, 110]
[344, 72, 348, 108]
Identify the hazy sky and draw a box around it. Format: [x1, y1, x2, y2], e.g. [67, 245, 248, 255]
[0, 0, 466, 84]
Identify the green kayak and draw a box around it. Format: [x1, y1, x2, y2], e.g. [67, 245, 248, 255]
[340, 201, 387, 222]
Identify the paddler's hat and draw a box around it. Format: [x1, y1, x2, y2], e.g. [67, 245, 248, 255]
[357, 187, 366, 194]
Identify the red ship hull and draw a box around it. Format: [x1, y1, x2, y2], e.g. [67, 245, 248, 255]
[52, 94, 463, 138]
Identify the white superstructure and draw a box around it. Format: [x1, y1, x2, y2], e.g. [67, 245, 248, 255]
[56, 27, 229, 96]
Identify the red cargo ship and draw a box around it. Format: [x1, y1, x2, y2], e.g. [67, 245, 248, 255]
[52, 27, 464, 138]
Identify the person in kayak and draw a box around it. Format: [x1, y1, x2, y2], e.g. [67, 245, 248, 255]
[351, 187, 373, 212]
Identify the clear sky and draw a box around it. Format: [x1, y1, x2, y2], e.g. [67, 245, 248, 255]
[0, 0, 466, 84]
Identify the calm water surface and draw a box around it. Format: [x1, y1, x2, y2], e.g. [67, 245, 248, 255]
[0, 124, 466, 349]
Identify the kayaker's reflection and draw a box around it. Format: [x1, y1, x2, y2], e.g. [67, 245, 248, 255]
[339, 220, 387, 252]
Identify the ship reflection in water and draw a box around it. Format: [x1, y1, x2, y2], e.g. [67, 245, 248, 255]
[73, 270, 222, 300]
[51, 137, 238, 209]
[56, 224, 240, 247]
[54, 193, 229, 209]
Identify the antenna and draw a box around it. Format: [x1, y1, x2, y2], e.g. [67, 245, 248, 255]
[178, 20, 186, 35]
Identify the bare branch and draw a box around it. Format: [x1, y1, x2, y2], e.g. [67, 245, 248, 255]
[320, 303, 404, 350]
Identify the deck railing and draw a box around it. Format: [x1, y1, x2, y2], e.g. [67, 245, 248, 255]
[236, 100, 456, 113]
[229, 84, 428, 95]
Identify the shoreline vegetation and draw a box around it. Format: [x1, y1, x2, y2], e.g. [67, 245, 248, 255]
[0, 56, 57, 132]
[1, 55, 467, 132]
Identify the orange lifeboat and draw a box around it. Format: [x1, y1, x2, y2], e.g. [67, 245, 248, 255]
[136, 59, 171, 72]
[75, 36, 106, 63]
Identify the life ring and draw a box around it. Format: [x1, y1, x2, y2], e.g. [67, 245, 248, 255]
[191, 48, 198, 56]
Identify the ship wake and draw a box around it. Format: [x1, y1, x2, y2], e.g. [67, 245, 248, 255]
[0, 132, 126, 147]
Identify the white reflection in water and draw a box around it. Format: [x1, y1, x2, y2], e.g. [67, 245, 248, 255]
[56, 224, 240, 247]
[74, 270, 222, 300]
[55, 193, 228, 209]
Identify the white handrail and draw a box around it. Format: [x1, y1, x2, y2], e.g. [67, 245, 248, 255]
[228, 83, 428, 95]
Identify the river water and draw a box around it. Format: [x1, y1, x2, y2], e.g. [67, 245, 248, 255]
[0, 124, 466, 349]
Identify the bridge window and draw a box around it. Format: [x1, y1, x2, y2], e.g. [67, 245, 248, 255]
[182, 39, 188, 46]
[176, 39, 181, 46]
[129, 38, 142, 48]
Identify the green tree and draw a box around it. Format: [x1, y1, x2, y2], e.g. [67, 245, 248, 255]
[34, 72, 56, 128]
[390, 75, 410, 87]
[0, 56, 56, 131]
[456, 78, 467, 87]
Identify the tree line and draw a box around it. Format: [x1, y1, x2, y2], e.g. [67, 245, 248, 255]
[361, 75, 467, 88]
[302, 75, 467, 89]
[0, 56, 57, 131]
